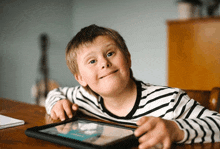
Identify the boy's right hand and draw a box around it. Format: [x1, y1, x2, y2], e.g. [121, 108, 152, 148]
[50, 99, 78, 121]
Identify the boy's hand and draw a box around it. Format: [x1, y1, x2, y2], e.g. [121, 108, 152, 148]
[50, 99, 78, 121]
[134, 116, 184, 149]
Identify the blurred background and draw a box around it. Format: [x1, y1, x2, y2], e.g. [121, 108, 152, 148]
[0, 0, 219, 104]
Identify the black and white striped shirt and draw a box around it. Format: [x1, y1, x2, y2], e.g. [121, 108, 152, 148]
[45, 81, 220, 144]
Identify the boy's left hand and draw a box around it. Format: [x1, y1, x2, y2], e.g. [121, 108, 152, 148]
[134, 116, 184, 149]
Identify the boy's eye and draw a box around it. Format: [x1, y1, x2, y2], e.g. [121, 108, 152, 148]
[89, 60, 96, 64]
[107, 52, 114, 57]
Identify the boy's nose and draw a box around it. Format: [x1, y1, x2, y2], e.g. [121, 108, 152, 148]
[102, 63, 110, 69]
[101, 58, 111, 69]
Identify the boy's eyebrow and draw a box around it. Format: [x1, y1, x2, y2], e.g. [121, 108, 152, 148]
[81, 42, 117, 61]
[104, 42, 117, 48]
[81, 51, 95, 62]
[105, 43, 115, 48]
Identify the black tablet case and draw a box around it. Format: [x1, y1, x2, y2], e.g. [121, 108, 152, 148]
[25, 118, 139, 149]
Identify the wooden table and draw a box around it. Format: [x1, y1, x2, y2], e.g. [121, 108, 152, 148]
[0, 98, 220, 149]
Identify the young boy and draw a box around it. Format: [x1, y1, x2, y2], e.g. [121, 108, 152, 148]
[46, 24, 220, 149]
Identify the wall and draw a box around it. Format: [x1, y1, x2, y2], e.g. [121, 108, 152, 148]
[1, 0, 181, 104]
[0, 0, 75, 103]
[72, 0, 178, 86]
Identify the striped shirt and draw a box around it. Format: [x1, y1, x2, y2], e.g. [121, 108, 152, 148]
[45, 81, 220, 144]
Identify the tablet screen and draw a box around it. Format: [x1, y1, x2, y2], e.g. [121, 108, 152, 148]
[40, 119, 134, 145]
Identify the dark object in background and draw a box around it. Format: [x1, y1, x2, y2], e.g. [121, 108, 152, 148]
[177, 0, 203, 6]
[39, 34, 49, 98]
[207, 0, 220, 16]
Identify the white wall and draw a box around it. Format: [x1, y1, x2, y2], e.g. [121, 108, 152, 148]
[72, 0, 178, 85]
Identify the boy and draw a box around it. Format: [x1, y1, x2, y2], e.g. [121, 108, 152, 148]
[46, 24, 220, 149]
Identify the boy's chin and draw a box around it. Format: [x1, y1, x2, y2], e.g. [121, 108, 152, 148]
[96, 80, 129, 96]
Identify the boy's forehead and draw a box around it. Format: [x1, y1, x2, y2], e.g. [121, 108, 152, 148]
[77, 36, 117, 52]
[90, 35, 116, 46]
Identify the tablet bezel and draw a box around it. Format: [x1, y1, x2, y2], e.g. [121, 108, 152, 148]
[25, 117, 138, 149]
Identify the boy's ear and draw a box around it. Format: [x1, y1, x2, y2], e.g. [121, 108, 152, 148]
[74, 73, 88, 87]
[127, 53, 131, 68]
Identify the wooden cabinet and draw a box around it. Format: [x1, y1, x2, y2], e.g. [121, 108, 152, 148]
[167, 17, 220, 90]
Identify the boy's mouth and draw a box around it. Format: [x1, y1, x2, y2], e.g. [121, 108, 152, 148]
[99, 70, 118, 79]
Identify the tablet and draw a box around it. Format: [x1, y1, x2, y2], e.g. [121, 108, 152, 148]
[25, 118, 139, 149]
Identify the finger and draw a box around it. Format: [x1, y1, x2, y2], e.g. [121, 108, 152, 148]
[138, 132, 151, 143]
[138, 128, 160, 144]
[135, 120, 155, 137]
[138, 137, 161, 149]
[72, 104, 78, 111]
[136, 116, 148, 126]
[135, 117, 149, 137]
[55, 105, 66, 121]
[51, 110, 58, 120]
[162, 138, 172, 149]
[62, 101, 73, 119]
[139, 132, 170, 149]
[72, 104, 79, 117]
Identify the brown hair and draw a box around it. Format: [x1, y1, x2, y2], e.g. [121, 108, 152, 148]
[65, 24, 133, 95]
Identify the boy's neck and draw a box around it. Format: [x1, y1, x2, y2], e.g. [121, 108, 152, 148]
[101, 79, 137, 117]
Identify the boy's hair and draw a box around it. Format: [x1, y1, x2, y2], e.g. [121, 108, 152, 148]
[65, 24, 133, 95]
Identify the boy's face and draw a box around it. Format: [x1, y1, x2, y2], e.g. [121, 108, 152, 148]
[75, 35, 131, 97]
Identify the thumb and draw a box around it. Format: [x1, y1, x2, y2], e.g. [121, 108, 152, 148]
[72, 104, 78, 111]
[137, 116, 148, 126]
[162, 138, 171, 149]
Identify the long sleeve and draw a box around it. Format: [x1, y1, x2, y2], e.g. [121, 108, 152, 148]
[171, 90, 220, 144]
[45, 87, 78, 115]
[45, 86, 102, 118]
[45, 81, 220, 144]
